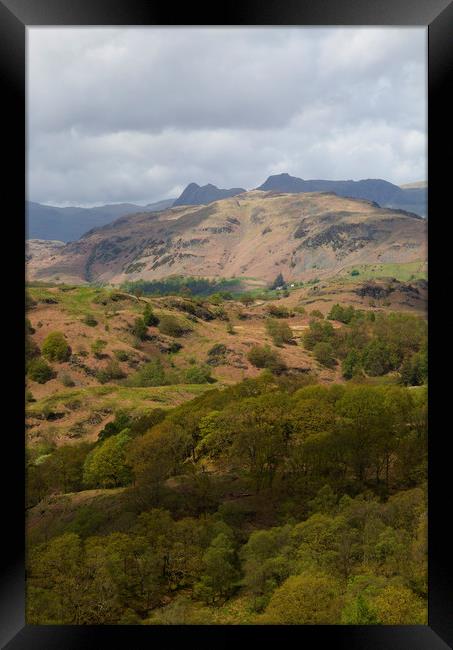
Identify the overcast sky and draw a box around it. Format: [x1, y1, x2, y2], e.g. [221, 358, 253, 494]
[27, 27, 427, 207]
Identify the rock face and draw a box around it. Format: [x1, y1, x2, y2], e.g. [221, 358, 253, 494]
[257, 174, 427, 217]
[173, 183, 246, 206]
[26, 190, 426, 285]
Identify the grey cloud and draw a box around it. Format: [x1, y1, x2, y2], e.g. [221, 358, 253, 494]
[27, 27, 426, 206]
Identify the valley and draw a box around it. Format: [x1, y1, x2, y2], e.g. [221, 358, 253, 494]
[25, 187, 428, 627]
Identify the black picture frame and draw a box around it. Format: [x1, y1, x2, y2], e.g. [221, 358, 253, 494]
[1, 1, 452, 647]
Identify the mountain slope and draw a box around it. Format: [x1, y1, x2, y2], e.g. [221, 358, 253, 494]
[26, 199, 175, 242]
[257, 174, 427, 217]
[27, 190, 426, 286]
[173, 182, 246, 206]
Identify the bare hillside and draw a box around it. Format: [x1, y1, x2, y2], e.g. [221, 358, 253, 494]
[27, 191, 426, 285]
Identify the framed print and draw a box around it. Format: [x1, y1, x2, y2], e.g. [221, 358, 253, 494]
[1, 0, 452, 648]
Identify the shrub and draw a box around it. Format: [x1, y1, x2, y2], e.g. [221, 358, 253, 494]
[238, 294, 254, 306]
[209, 293, 224, 305]
[328, 304, 355, 324]
[207, 344, 227, 366]
[98, 411, 132, 442]
[96, 360, 126, 384]
[143, 303, 159, 327]
[351, 269, 360, 276]
[185, 365, 214, 384]
[211, 306, 228, 320]
[42, 331, 71, 362]
[303, 320, 335, 350]
[127, 358, 167, 387]
[91, 339, 108, 359]
[265, 319, 293, 346]
[82, 314, 98, 327]
[25, 290, 37, 310]
[166, 298, 214, 321]
[310, 309, 324, 319]
[247, 345, 287, 374]
[131, 317, 148, 341]
[158, 314, 191, 338]
[25, 332, 40, 363]
[28, 357, 54, 383]
[113, 349, 130, 362]
[26, 318, 35, 335]
[265, 304, 291, 318]
[167, 341, 183, 353]
[60, 373, 75, 387]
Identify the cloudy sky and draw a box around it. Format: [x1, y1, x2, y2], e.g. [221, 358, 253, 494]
[27, 27, 426, 207]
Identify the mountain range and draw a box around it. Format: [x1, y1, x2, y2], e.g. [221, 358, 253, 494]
[173, 182, 246, 207]
[257, 174, 427, 216]
[27, 189, 426, 286]
[26, 198, 175, 242]
[27, 174, 427, 243]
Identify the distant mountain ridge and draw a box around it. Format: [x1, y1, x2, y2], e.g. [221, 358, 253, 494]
[27, 175, 427, 243]
[26, 190, 426, 286]
[173, 182, 246, 206]
[257, 173, 427, 217]
[26, 198, 175, 242]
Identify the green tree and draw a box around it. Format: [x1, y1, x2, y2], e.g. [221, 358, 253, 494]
[143, 303, 159, 327]
[265, 319, 293, 346]
[337, 386, 391, 483]
[270, 273, 286, 290]
[372, 585, 427, 624]
[158, 314, 190, 337]
[313, 342, 336, 368]
[98, 411, 132, 442]
[328, 304, 355, 324]
[341, 594, 379, 624]
[303, 320, 335, 350]
[28, 357, 54, 383]
[342, 349, 361, 379]
[43, 443, 93, 494]
[240, 525, 293, 610]
[185, 365, 213, 384]
[247, 345, 286, 374]
[131, 317, 148, 341]
[194, 533, 239, 604]
[83, 431, 132, 488]
[42, 331, 71, 362]
[361, 340, 394, 376]
[224, 394, 291, 491]
[262, 572, 342, 624]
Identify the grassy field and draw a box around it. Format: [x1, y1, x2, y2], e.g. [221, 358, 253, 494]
[27, 383, 214, 418]
[336, 261, 427, 283]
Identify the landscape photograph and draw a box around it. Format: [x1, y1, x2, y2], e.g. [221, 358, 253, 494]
[25, 26, 427, 625]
